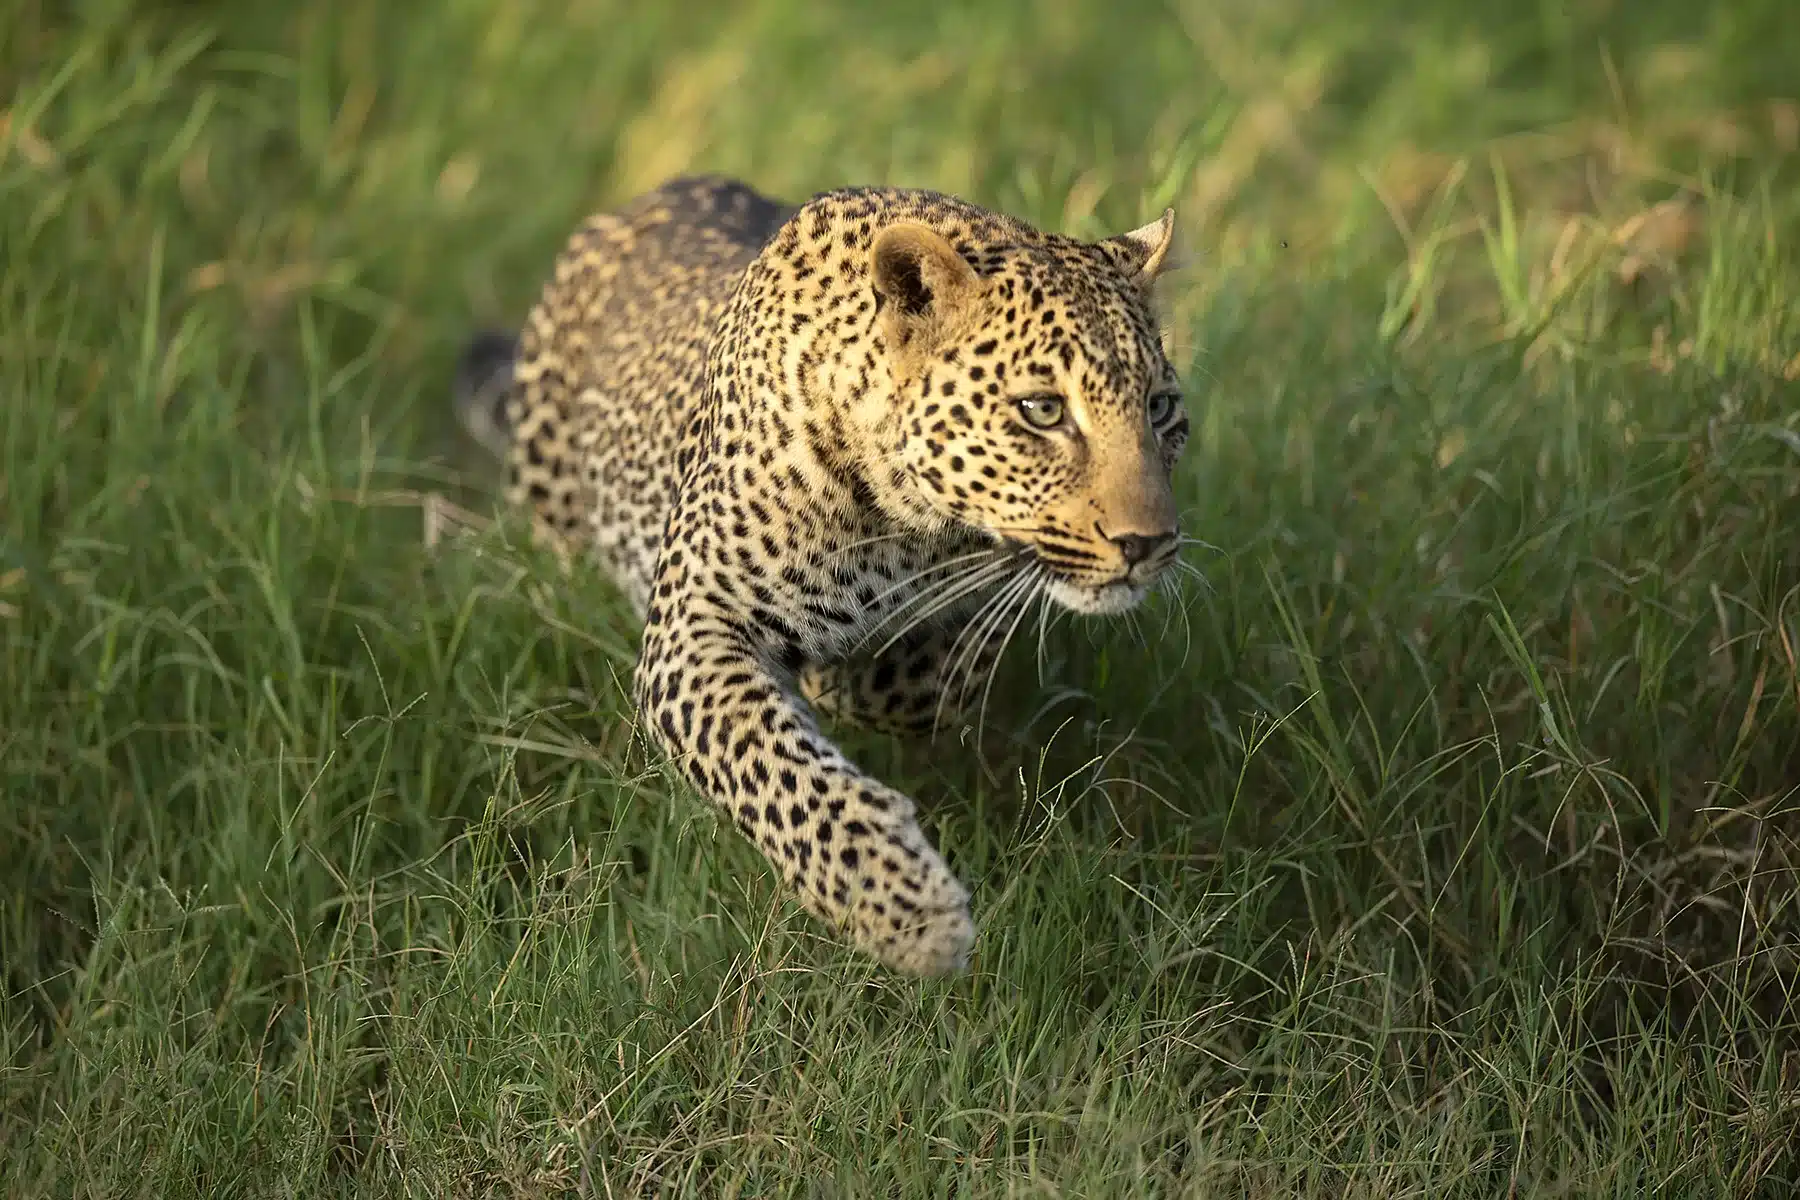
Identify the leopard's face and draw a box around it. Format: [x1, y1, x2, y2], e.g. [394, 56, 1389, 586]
[866, 216, 1189, 615]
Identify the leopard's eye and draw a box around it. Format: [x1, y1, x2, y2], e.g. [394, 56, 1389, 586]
[1015, 393, 1067, 430]
[1146, 389, 1180, 426]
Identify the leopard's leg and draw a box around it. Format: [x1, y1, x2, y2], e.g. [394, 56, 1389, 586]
[636, 607, 974, 976]
[797, 623, 1006, 740]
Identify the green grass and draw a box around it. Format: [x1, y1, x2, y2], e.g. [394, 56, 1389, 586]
[4, 0, 1800, 1194]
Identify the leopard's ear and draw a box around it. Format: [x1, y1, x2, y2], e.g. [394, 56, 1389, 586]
[870, 222, 981, 339]
[1096, 208, 1177, 289]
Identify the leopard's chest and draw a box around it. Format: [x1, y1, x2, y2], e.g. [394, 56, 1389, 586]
[668, 411, 1013, 661]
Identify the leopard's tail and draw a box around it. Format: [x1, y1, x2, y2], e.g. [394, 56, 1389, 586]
[453, 329, 517, 457]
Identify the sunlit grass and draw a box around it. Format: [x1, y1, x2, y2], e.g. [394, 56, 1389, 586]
[3, 0, 1797, 1194]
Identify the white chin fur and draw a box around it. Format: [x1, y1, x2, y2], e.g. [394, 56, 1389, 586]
[1046, 577, 1147, 616]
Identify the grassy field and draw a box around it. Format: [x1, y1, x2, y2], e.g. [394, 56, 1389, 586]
[4, 0, 1800, 1194]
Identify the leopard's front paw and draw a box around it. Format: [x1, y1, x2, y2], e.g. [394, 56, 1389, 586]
[873, 902, 975, 976]
[844, 824, 974, 976]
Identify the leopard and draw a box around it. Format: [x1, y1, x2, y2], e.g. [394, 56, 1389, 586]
[454, 174, 1189, 976]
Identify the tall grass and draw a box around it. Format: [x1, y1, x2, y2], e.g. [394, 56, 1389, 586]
[3, 0, 1797, 1194]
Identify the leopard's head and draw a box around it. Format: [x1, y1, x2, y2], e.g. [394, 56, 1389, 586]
[866, 211, 1188, 615]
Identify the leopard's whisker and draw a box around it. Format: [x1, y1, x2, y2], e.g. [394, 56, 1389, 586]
[934, 565, 1039, 736]
[861, 548, 1004, 613]
[854, 551, 1008, 644]
[974, 567, 1046, 746]
[865, 549, 1031, 656]
[1148, 572, 1196, 671]
[1121, 607, 1148, 652]
[1155, 574, 1178, 642]
[865, 563, 1015, 656]
[950, 566, 1037, 703]
[936, 567, 1032, 706]
[1033, 588, 1055, 686]
[824, 528, 931, 560]
[1169, 557, 1213, 595]
[1170, 574, 1197, 669]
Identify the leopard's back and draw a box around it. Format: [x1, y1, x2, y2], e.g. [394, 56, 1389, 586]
[464, 176, 792, 611]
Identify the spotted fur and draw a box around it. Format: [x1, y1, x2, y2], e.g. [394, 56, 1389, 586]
[460, 175, 1189, 974]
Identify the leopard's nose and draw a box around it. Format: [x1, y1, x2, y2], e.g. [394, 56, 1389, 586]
[1105, 529, 1177, 567]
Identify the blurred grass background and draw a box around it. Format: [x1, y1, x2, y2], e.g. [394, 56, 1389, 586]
[3, 0, 1798, 1194]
